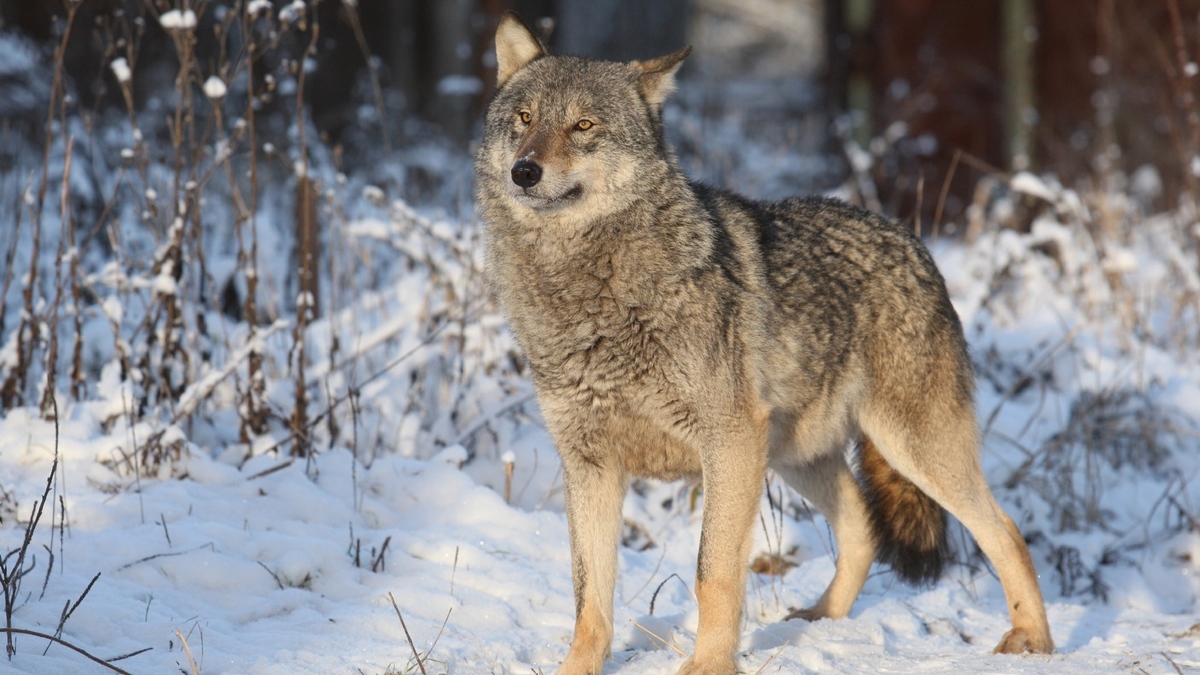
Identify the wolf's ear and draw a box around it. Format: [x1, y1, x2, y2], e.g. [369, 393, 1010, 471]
[630, 46, 691, 111]
[495, 12, 546, 88]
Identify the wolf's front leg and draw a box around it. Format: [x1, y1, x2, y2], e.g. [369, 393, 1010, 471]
[678, 427, 768, 675]
[556, 450, 627, 675]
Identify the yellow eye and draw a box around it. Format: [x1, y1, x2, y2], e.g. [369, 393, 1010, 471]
[519, 111, 531, 124]
[575, 119, 593, 131]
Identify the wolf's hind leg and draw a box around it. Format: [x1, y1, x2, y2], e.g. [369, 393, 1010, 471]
[860, 408, 1054, 654]
[772, 452, 876, 621]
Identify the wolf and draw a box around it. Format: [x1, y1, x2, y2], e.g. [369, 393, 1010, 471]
[475, 12, 1053, 675]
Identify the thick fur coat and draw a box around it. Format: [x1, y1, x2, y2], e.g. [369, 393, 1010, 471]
[475, 13, 1053, 675]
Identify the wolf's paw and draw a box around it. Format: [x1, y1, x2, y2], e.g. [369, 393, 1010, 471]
[554, 648, 606, 675]
[675, 655, 735, 675]
[783, 606, 828, 622]
[993, 626, 1054, 655]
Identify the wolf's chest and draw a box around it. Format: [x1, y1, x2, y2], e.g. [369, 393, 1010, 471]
[509, 279, 676, 398]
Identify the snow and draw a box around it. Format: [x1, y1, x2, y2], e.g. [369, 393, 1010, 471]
[2, 405, 1199, 675]
[247, 0, 273, 17]
[159, 9, 198, 31]
[1011, 171, 1059, 202]
[203, 76, 228, 100]
[110, 57, 132, 84]
[279, 1, 307, 25]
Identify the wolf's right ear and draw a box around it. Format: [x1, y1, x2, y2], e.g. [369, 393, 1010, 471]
[494, 12, 546, 88]
[631, 46, 691, 112]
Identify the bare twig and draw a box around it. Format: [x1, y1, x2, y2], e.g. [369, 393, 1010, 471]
[387, 592, 428, 675]
[649, 572, 689, 616]
[0, 628, 138, 675]
[932, 148, 961, 243]
[116, 543, 215, 572]
[47, 572, 101, 652]
[342, 1, 391, 155]
[371, 536, 391, 573]
[425, 608, 453, 662]
[630, 620, 685, 656]
[1162, 650, 1187, 675]
[752, 639, 793, 675]
[2, 396, 59, 658]
[41, 136, 75, 419]
[176, 628, 201, 675]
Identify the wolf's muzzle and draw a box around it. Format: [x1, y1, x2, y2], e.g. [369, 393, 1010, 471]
[511, 160, 542, 188]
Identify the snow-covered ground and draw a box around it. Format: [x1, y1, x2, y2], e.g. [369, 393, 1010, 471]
[3, 164, 1200, 675]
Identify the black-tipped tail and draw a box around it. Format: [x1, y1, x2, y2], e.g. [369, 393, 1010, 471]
[858, 436, 951, 585]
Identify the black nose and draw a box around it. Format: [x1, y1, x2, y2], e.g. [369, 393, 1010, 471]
[511, 160, 542, 188]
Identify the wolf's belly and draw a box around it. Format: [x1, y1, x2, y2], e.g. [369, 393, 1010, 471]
[607, 410, 704, 481]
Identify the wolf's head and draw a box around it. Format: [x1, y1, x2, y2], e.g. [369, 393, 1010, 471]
[476, 12, 690, 224]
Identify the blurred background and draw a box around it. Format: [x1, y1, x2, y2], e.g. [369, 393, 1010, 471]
[3, 0, 1196, 228]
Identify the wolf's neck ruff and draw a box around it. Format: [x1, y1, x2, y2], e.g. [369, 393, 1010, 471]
[474, 11, 1054, 675]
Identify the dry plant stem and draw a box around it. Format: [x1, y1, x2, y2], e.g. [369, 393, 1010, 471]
[913, 172, 924, 237]
[241, 7, 267, 442]
[0, 628, 137, 675]
[153, 10, 203, 415]
[425, 608, 453, 663]
[111, 11, 153, 222]
[648, 572, 688, 616]
[325, 156, 344, 452]
[622, 534, 669, 605]
[343, 1, 391, 155]
[48, 571, 101, 652]
[0, 170, 28, 360]
[630, 620, 685, 656]
[3, 395, 59, 659]
[207, 22, 264, 443]
[259, 319, 452, 457]
[1, 5, 77, 407]
[40, 136, 75, 419]
[348, 388, 361, 508]
[290, 6, 324, 458]
[1163, 651, 1187, 675]
[387, 592, 428, 675]
[69, 190, 85, 401]
[752, 639, 793, 675]
[138, 320, 288, 458]
[176, 628, 201, 675]
[167, 11, 197, 218]
[932, 148, 961, 243]
[371, 536, 391, 573]
[983, 325, 1084, 437]
[504, 458, 514, 503]
[1165, 0, 1200, 201]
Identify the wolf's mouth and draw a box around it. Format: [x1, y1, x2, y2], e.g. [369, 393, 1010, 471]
[517, 184, 583, 209]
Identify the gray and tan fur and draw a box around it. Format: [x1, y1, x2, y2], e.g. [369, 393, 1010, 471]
[475, 12, 1053, 675]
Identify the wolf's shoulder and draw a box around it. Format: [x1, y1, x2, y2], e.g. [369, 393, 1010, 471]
[686, 185, 912, 248]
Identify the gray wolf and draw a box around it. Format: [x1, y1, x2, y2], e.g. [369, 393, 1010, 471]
[475, 12, 1053, 675]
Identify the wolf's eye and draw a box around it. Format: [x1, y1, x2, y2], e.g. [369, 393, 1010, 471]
[518, 111, 532, 125]
[575, 119, 594, 131]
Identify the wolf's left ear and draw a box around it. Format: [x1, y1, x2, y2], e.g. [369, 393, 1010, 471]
[631, 46, 691, 111]
[495, 12, 546, 88]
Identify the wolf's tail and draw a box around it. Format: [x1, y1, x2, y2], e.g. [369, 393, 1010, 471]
[858, 436, 950, 585]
